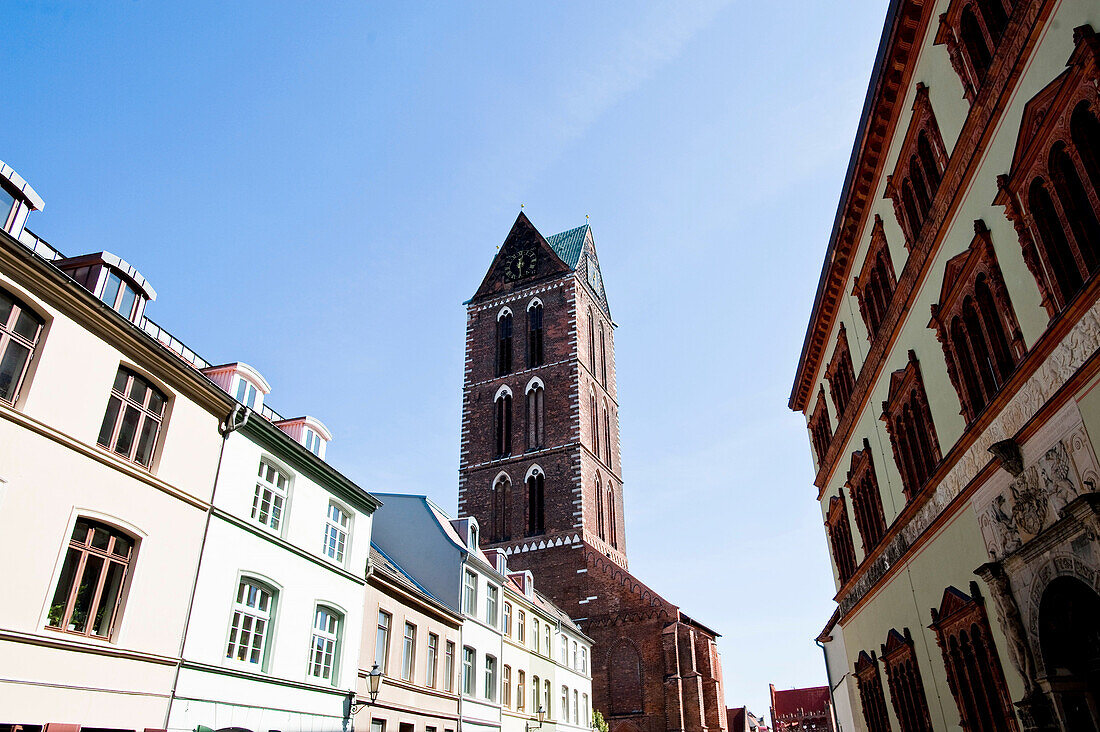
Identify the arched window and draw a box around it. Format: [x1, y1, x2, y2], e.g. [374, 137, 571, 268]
[608, 485, 617, 548]
[1049, 143, 1100, 274]
[526, 380, 545, 450]
[97, 367, 168, 469]
[959, 7, 992, 82]
[854, 651, 891, 732]
[495, 388, 513, 458]
[588, 307, 596, 373]
[977, 0, 1007, 45]
[1028, 178, 1081, 306]
[882, 352, 942, 501]
[527, 301, 544, 367]
[608, 639, 643, 714]
[595, 475, 605, 540]
[227, 577, 278, 667]
[590, 390, 600, 457]
[825, 326, 857, 416]
[881, 628, 934, 732]
[847, 441, 887, 554]
[886, 84, 947, 247]
[527, 467, 545, 536]
[47, 518, 135, 639]
[603, 400, 612, 465]
[598, 323, 607, 386]
[0, 286, 44, 404]
[854, 217, 897, 343]
[995, 36, 1100, 318]
[308, 605, 343, 684]
[930, 584, 1017, 732]
[826, 494, 857, 583]
[497, 310, 513, 376]
[492, 475, 511, 542]
[1071, 102, 1100, 194]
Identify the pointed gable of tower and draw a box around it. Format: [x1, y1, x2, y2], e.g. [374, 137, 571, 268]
[470, 212, 574, 302]
[554, 224, 612, 319]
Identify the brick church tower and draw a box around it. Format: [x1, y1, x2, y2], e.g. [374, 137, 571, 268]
[459, 213, 727, 732]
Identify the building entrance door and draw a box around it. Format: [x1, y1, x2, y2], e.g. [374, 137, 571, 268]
[1038, 576, 1100, 731]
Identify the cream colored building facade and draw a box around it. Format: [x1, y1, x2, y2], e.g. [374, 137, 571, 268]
[791, 1, 1100, 731]
[0, 162, 379, 730]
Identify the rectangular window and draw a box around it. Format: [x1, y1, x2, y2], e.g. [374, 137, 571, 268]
[486, 584, 498, 627]
[560, 634, 567, 664]
[463, 570, 477, 615]
[462, 646, 475, 696]
[517, 609, 526, 642]
[533, 618, 539, 653]
[376, 611, 391, 673]
[251, 459, 289, 532]
[485, 655, 497, 701]
[46, 518, 134, 639]
[235, 377, 258, 409]
[544, 680, 551, 720]
[518, 669, 526, 711]
[308, 606, 340, 683]
[503, 601, 512, 636]
[96, 367, 166, 468]
[503, 664, 512, 707]
[574, 689, 579, 724]
[370, 721, 385, 732]
[572, 640, 578, 669]
[304, 427, 323, 455]
[323, 501, 349, 562]
[0, 288, 44, 405]
[402, 621, 417, 682]
[583, 694, 589, 723]
[426, 632, 439, 688]
[445, 640, 455, 692]
[581, 646, 588, 674]
[226, 579, 274, 666]
[561, 685, 569, 721]
[99, 271, 139, 319]
[544, 625, 550, 657]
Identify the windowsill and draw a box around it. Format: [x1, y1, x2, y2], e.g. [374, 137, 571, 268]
[42, 624, 115, 645]
[93, 442, 154, 474]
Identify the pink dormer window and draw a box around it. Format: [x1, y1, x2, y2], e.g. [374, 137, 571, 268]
[274, 416, 332, 460]
[201, 362, 271, 413]
[55, 251, 157, 325]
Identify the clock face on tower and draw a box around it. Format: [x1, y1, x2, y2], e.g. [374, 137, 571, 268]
[503, 247, 538, 281]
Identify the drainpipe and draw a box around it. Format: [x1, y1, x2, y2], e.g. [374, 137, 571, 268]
[816, 639, 842, 732]
[163, 405, 250, 728]
[457, 551, 467, 732]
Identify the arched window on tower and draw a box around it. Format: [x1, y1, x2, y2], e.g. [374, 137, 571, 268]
[598, 323, 607, 386]
[588, 307, 596, 373]
[527, 467, 545, 536]
[595, 474, 605, 540]
[492, 475, 511, 542]
[497, 310, 513, 377]
[608, 484, 617, 548]
[526, 379, 545, 451]
[494, 388, 513, 458]
[603, 399, 612, 466]
[590, 390, 600, 458]
[527, 300, 544, 368]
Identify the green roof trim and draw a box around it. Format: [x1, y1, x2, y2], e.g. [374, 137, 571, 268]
[546, 224, 589, 269]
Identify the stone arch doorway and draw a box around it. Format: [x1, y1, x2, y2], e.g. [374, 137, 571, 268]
[1038, 576, 1100, 730]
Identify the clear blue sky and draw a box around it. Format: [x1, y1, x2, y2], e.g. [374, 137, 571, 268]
[5, 0, 888, 720]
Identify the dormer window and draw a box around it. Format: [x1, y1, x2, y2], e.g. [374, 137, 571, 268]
[235, 378, 259, 409]
[202, 363, 270, 414]
[56, 252, 156, 325]
[304, 428, 322, 455]
[0, 162, 44, 237]
[0, 186, 15, 230]
[273, 416, 332, 460]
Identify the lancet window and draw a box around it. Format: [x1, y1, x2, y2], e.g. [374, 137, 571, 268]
[935, 0, 1014, 102]
[881, 352, 942, 502]
[855, 651, 893, 732]
[885, 84, 950, 248]
[881, 628, 934, 732]
[853, 216, 899, 342]
[847, 440, 888, 554]
[826, 494, 858, 585]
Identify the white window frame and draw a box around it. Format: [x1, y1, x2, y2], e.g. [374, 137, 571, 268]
[251, 458, 290, 533]
[463, 570, 478, 616]
[427, 632, 439, 688]
[323, 500, 351, 563]
[235, 376, 258, 409]
[402, 621, 417, 682]
[462, 646, 475, 696]
[307, 605, 341, 684]
[226, 578, 275, 668]
[485, 654, 497, 701]
[486, 584, 498, 627]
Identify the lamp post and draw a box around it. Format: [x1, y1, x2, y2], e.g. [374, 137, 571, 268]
[350, 663, 385, 724]
[526, 705, 546, 732]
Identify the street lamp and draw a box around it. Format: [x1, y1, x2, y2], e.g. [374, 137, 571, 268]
[527, 706, 546, 732]
[350, 663, 385, 715]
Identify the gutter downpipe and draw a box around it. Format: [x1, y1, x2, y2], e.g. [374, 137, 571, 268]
[457, 550, 467, 732]
[816, 639, 842, 732]
[162, 404, 251, 728]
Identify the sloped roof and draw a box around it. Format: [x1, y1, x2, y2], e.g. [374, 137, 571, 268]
[369, 542, 462, 621]
[546, 224, 590, 269]
[770, 685, 831, 720]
